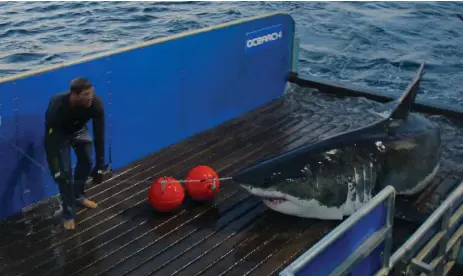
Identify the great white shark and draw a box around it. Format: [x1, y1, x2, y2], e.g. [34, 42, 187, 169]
[232, 63, 442, 220]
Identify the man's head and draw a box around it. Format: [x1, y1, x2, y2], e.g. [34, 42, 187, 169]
[69, 77, 94, 108]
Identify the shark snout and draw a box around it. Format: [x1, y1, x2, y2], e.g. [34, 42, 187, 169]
[232, 156, 288, 187]
[233, 167, 268, 186]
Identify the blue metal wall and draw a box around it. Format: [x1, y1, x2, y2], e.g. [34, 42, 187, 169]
[0, 13, 295, 220]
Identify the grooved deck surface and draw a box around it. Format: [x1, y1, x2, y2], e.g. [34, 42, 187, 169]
[0, 97, 460, 276]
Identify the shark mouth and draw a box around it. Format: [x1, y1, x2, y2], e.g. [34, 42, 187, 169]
[240, 185, 287, 204]
[240, 184, 345, 220]
[262, 197, 287, 205]
[240, 185, 294, 209]
[240, 185, 287, 201]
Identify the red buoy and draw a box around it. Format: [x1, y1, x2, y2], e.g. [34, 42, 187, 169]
[185, 165, 220, 201]
[148, 176, 185, 212]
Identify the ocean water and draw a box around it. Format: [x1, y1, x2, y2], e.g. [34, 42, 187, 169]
[0, 1, 462, 104]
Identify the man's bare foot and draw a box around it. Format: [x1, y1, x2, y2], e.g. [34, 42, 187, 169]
[63, 219, 75, 230]
[80, 199, 97, 209]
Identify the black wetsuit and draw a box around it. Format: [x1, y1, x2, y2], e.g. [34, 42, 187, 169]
[44, 92, 105, 220]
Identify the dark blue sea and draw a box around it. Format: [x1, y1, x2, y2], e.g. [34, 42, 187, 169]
[0, 1, 462, 104]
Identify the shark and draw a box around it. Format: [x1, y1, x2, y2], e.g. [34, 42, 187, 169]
[232, 62, 442, 220]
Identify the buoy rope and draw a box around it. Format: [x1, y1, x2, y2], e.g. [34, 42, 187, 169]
[160, 176, 233, 184]
[158, 176, 233, 192]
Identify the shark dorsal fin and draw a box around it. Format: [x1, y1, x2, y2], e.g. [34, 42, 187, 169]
[319, 61, 426, 143]
[386, 62, 425, 123]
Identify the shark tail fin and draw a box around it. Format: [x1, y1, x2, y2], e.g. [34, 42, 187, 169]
[386, 62, 425, 122]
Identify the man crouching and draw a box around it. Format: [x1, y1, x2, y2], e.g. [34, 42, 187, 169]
[44, 77, 106, 230]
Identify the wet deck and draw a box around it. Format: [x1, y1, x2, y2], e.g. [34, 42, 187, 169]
[0, 96, 461, 276]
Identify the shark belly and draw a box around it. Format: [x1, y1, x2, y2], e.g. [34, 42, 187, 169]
[263, 197, 345, 220]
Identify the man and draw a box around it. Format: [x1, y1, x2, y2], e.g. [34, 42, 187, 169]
[44, 77, 105, 230]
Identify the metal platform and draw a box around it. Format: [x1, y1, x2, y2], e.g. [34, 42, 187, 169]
[0, 92, 461, 276]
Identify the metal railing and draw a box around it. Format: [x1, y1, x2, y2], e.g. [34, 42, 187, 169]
[279, 185, 396, 276]
[376, 182, 463, 276]
[279, 182, 463, 276]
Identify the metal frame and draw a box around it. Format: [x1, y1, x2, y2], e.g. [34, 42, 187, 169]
[286, 35, 300, 94]
[291, 37, 300, 75]
[279, 185, 396, 276]
[376, 182, 463, 276]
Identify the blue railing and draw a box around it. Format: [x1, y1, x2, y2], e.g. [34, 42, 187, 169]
[376, 182, 463, 276]
[280, 182, 463, 276]
[279, 186, 396, 276]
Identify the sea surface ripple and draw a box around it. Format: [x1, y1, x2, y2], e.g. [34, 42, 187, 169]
[0, 1, 462, 104]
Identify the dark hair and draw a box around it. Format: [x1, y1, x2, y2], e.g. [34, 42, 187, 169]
[70, 77, 93, 94]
